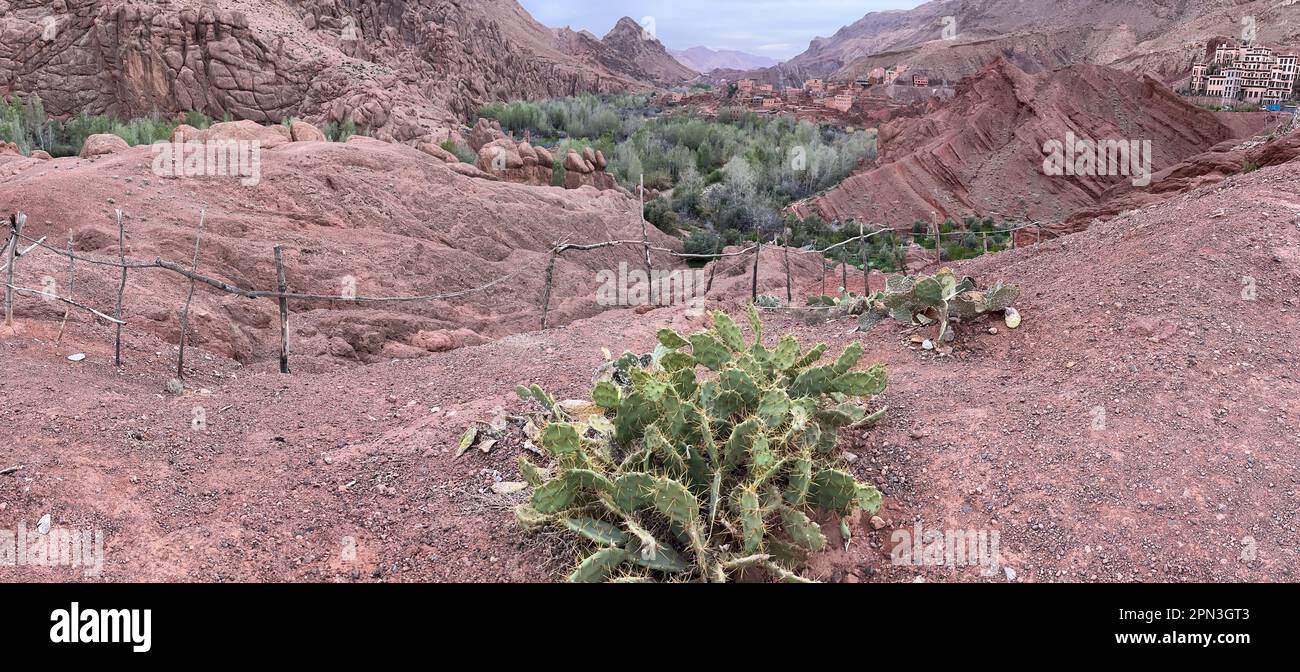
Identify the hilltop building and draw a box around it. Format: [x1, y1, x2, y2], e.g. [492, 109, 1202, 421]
[1191, 42, 1298, 105]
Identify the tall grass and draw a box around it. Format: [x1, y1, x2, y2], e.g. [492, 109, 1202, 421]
[0, 94, 216, 157]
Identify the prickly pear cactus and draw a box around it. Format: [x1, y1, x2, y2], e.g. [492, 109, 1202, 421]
[515, 305, 887, 583]
[857, 268, 1020, 343]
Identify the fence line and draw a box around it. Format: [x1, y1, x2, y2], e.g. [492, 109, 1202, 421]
[536, 219, 1049, 326]
[5, 202, 1049, 375]
[4, 210, 521, 376]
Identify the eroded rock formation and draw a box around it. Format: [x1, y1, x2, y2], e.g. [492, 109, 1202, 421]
[0, 1, 691, 144]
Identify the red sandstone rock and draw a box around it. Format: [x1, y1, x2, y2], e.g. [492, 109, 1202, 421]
[0, 2, 686, 143]
[290, 120, 326, 143]
[801, 60, 1242, 228]
[78, 133, 129, 158]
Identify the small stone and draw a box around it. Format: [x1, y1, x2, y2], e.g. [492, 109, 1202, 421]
[1005, 566, 1017, 582]
[164, 378, 185, 395]
[988, 327, 998, 335]
[843, 451, 859, 464]
[37, 514, 51, 535]
[491, 481, 528, 495]
[870, 516, 887, 530]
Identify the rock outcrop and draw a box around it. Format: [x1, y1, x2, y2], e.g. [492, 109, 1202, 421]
[751, 0, 1300, 88]
[464, 118, 621, 190]
[1066, 124, 1300, 229]
[78, 133, 129, 157]
[795, 60, 1243, 227]
[0, 2, 689, 144]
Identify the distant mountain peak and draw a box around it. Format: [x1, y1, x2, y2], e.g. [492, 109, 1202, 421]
[670, 46, 781, 73]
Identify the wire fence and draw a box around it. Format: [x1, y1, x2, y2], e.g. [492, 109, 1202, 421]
[2, 205, 1047, 375]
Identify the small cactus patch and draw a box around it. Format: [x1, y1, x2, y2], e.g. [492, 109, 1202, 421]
[515, 305, 886, 583]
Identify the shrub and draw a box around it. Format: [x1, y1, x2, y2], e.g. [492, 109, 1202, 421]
[515, 307, 887, 583]
[644, 198, 679, 233]
[323, 119, 356, 142]
[440, 139, 477, 164]
[681, 230, 721, 257]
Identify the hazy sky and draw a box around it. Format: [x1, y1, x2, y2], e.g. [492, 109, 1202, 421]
[518, 0, 925, 61]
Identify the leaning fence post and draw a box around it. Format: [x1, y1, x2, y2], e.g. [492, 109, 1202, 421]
[704, 250, 718, 295]
[113, 210, 127, 366]
[3, 213, 21, 328]
[177, 210, 205, 379]
[275, 245, 290, 374]
[540, 245, 558, 329]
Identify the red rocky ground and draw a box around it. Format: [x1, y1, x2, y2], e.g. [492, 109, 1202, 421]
[2, 155, 1297, 583]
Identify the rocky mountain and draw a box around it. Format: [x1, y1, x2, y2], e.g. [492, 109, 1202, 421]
[756, 0, 1300, 86]
[792, 59, 1253, 226]
[0, 1, 687, 144]
[670, 46, 779, 73]
[598, 16, 698, 84]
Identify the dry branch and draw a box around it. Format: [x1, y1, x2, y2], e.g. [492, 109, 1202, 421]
[7, 285, 124, 324]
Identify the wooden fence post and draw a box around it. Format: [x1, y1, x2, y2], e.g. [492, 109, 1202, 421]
[177, 210, 205, 379]
[704, 251, 718, 296]
[57, 230, 75, 346]
[840, 250, 847, 294]
[639, 174, 653, 303]
[540, 246, 558, 329]
[783, 234, 792, 303]
[113, 210, 127, 366]
[275, 245, 290, 374]
[858, 222, 867, 294]
[751, 237, 761, 301]
[933, 216, 942, 265]
[3, 213, 20, 328]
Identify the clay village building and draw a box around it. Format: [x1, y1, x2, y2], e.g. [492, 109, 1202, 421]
[824, 92, 855, 113]
[1191, 42, 1298, 106]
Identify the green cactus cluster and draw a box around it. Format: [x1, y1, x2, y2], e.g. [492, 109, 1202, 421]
[856, 268, 1020, 343]
[515, 305, 887, 583]
[753, 294, 783, 309]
